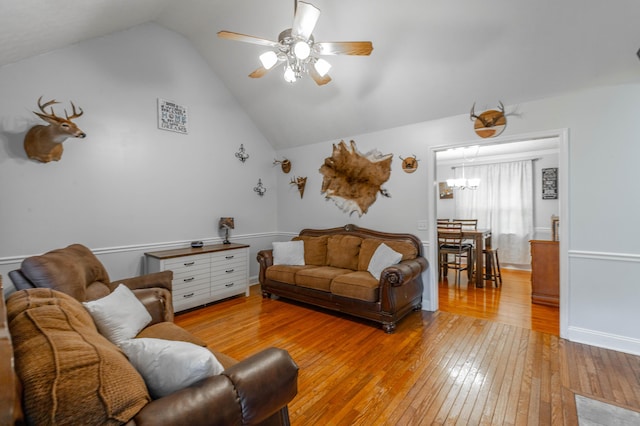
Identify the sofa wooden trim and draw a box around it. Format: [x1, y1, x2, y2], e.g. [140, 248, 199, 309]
[257, 224, 428, 333]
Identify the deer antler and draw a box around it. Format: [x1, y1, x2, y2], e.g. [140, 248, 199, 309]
[469, 102, 491, 127]
[65, 101, 84, 120]
[37, 96, 61, 118]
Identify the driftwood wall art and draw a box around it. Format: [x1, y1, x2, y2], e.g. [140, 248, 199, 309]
[24, 96, 87, 163]
[319, 140, 392, 216]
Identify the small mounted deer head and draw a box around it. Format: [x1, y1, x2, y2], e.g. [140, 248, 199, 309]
[24, 96, 87, 163]
[399, 154, 419, 173]
[290, 176, 307, 198]
[273, 158, 291, 173]
[470, 101, 507, 138]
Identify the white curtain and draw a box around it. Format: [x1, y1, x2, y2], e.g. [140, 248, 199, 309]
[454, 160, 534, 265]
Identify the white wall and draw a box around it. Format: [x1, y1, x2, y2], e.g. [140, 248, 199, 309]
[0, 23, 279, 287]
[1, 22, 639, 356]
[275, 84, 640, 355]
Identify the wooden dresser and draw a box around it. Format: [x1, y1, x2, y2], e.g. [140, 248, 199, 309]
[145, 243, 250, 313]
[530, 240, 559, 307]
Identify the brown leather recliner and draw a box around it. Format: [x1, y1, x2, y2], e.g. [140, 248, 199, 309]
[5, 244, 298, 426]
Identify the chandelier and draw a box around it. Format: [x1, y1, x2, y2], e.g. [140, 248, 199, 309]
[446, 146, 480, 190]
[257, 29, 332, 83]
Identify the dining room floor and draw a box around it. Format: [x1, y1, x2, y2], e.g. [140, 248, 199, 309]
[438, 267, 560, 336]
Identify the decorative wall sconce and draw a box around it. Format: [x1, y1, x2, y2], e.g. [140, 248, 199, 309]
[235, 144, 249, 162]
[253, 178, 267, 196]
[290, 176, 307, 198]
[219, 217, 235, 244]
[273, 158, 291, 173]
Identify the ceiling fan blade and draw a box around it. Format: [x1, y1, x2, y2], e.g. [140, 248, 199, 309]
[291, 1, 320, 39]
[315, 41, 373, 56]
[309, 66, 331, 86]
[249, 60, 284, 78]
[217, 31, 279, 48]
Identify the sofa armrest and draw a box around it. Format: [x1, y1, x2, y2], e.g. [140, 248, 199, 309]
[130, 347, 298, 426]
[257, 250, 274, 284]
[380, 257, 428, 287]
[113, 271, 173, 292]
[114, 271, 175, 324]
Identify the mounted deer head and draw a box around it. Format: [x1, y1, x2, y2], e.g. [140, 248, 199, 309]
[289, 176, 307, 198]
[24, 96, 87, 163]
[273, 158, 291, 173]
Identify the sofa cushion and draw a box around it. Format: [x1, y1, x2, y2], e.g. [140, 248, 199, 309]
[266, 265, 317, 285]
[331, 271, 380, 302]
[326, 235, 362, 270]
[83, 283, 152, 346]
[368, 243, 403, 280]
[292, 235, 329, 265]
[273, 241, 305, 265]
[120, 338, 224, 399]
[358, 239, 419, 271]
[295, 266, 352, 292]
[7, 289, 150, 425]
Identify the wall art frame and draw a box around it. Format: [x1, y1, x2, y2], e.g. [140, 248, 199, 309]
[158, 98, 188, 134]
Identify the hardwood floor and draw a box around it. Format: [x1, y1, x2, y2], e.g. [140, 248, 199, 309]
[175, 285, 640, 425]
[438, 268, 560, 336]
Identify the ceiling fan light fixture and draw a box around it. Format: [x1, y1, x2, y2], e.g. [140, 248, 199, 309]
[259, 51, 278, 69]
[284, 65, 297, 83]
[293, 41, 311, 59]
[314, 58, 331, 77]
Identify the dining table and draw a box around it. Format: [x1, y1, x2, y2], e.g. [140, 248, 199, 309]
[439, 228, 492, 288]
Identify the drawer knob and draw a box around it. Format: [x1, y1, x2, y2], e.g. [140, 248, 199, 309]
[184, 261, 195, 266]
[183, 292, 194, 298]
[225, 255, 234, 259]
[225, 269, 234, 273]
[184, 277, 195, 282]
[225, 283, 234, 288]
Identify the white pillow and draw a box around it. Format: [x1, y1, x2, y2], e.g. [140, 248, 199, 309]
[368, 243, 403, 280]
[273, 240, 305, 265]
[83, 284, 152, 346]
[120, 338, 224, 398]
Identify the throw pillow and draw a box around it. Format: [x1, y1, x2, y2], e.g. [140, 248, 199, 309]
[83, 284, 152, 346]
[120, 338, 224, 399]
[273, 240, 305, 265]
[368, 243, 403, 280]
[292, 235, 329, 265]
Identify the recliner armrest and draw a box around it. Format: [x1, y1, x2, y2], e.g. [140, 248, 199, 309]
[130, 347, 298, 426]
[113, 271, 173, 292]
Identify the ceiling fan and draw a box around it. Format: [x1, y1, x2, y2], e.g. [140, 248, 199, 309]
[217, 0, 373, 85]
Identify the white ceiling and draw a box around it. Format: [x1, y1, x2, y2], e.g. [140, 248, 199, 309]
[2, 0, 639, 150]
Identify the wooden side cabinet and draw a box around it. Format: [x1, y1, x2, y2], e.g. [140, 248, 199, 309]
[530, 240, 559, 307]
[145, 243, 250, 313]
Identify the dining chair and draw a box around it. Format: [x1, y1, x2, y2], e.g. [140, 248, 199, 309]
[437, 223, 473, 285]
[437, 218, 450, 225]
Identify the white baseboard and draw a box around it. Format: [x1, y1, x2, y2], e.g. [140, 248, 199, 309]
[567, 326, 640, 356]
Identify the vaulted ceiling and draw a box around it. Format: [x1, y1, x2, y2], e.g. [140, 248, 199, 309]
[2, 0, 639, 149]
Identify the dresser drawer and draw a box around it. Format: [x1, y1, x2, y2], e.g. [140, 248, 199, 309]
[211, 249, 246, 264]
[164, 254, 210, 271]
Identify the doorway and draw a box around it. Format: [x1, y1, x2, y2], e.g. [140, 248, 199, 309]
[426, 129, 569, 338]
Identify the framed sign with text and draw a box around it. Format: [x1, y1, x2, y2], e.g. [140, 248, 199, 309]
[542, 168, 558, 199]
[158, 98, 188, 134]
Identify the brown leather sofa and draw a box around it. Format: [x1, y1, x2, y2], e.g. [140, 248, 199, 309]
[3, 244, 298, 426]
[257, 224, 428, 333]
